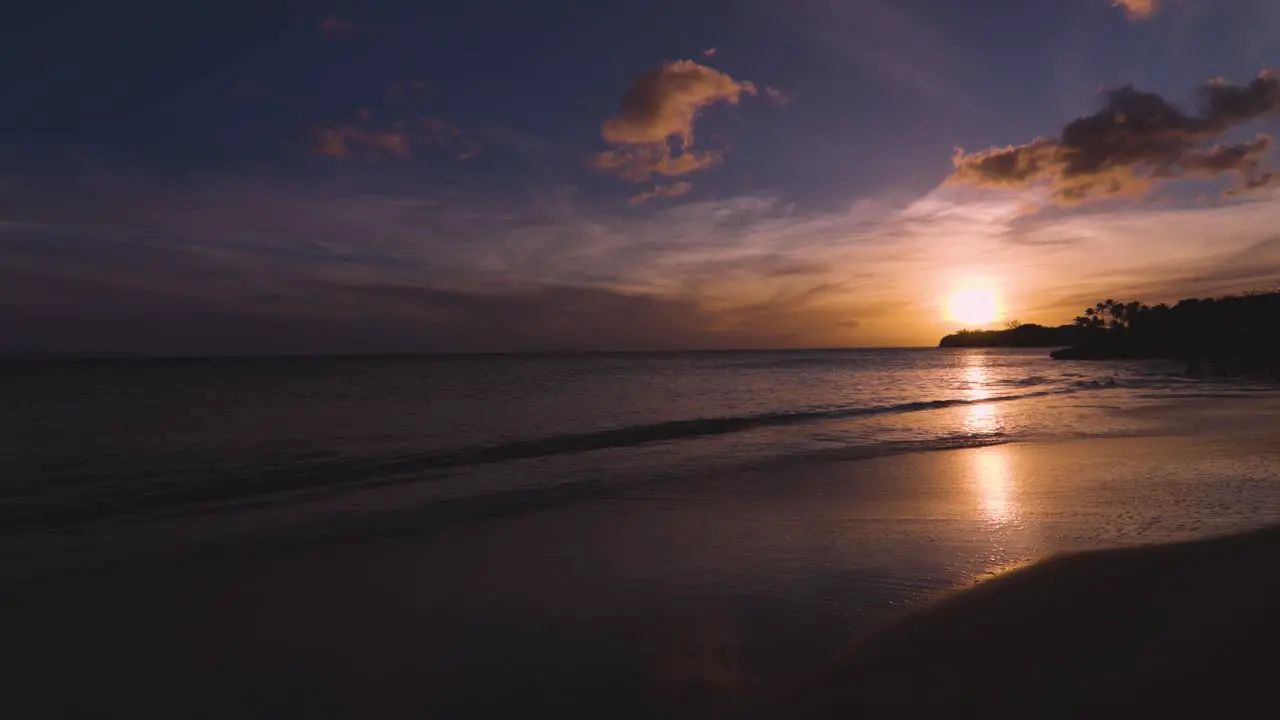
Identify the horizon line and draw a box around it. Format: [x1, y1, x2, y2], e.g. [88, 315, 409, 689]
[0, 345, 969, 363]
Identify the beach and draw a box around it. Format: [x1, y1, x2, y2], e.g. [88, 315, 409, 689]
[6, 390, 1280, 717]
[9, 2, 1280, 715]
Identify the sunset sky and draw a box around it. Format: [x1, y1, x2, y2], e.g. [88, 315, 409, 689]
[2, 0, 1279, 355]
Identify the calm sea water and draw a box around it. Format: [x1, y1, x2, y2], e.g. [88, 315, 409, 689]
[0, 348, 1268, 574]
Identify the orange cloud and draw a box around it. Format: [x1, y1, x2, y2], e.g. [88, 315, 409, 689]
[1112, 0, 1156, 20]
[592, 146, 720, 182]
[592, 60, 755, 186]
[600, 60, 755, 148]
[628, 182, 694, 205]
[315, 127, 411, 159]
[703, 47, 717, 57]
[319, 17, 353, 39]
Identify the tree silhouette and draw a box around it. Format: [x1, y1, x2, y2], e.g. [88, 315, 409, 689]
[1050, 290, 1280, 377]
[942, 290, 1280, 373]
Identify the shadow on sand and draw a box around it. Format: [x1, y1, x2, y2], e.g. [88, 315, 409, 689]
[780, 524, 1280, 715]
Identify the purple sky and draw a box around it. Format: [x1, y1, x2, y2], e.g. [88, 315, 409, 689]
[2, 0, 1279, 355]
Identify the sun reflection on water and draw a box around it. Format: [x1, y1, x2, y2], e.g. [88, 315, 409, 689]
[962, 353, 998, 434]
[971, 445, 1017, 527]
[960, 353, 1018, 525]
[964, 364, 991, 402]
[964, 402, 998, 435]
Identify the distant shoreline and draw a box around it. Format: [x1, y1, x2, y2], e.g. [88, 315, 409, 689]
[941, 291, 1280, 379]
[938, 324, 1080, 349]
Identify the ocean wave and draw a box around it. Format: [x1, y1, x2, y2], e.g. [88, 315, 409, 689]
[1136, 391, 1275, 400]
[0, 385, 1104, 531]
[344, 383, 1128, 483]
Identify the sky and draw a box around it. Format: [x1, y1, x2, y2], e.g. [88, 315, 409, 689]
[2, 0, 1279, 355]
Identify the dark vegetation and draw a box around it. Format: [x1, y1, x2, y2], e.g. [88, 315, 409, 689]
[1050, 291, 1280, 377]
[939, 322, 1081, 348]
[942, 291, 1280, 378]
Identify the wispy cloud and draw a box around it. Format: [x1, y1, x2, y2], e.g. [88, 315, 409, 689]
[384, 81, 429, 102]
[6, 161, 1280, 353]
[318, 17, 353, 40]
[313, 113, 476, 161]
[761, 0, 980, 115]
[592, 146, 720, 182]
[763, 87, 792, 106]
[629, 182, 693, 205]
[315, 126, 412, 159]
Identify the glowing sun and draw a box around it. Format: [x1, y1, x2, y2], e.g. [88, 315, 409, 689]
[947, 287, 1002, 326]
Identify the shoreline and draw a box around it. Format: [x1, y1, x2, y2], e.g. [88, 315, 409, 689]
[5, 426, 1280, 717]
[5, 388, 1278, 587]
[788, 523, 1280, 715]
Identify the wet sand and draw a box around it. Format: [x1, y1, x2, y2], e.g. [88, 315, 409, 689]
[4, 432, 1280, 717]
[792, 523, 1280, 716]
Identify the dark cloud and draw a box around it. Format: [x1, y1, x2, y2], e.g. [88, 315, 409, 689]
[1184, 135, 1272, 176]
[761, 261, 831, 278]
[951, 72, 1280, 205]
[1200, 73, 1280, 128]
[1230, 171, 1279, 195]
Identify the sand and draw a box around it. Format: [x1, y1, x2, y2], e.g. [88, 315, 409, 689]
[4, 430, 1280, 717]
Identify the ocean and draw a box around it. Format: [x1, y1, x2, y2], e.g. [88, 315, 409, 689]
[1, 347, 1275, 577]
[6, 347, 1280, 716]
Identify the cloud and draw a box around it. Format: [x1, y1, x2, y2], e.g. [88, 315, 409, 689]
[763, 87, 792, 106]
[950, 72, 1280, 206]
[318, 17, 353, 39]
[1112, 0, 1157, 20]
[0, 262, 759, 356]
[600, 60, 755, 147]
[1184, 135, 1273, 177]
[1226, 167, 1280, 196]
[761, 0, 979, 114]
[316, 126, 412, 159]
[0, 166, 932, 351]
[629, 182, 694, 205]
[10, 157, 1280, 354]
[703, 47, 717, 57]
[314, 114, 476, 161]
[385, 81, 429, 102]
[592, 60, 755, 185]
[592, 146, 720, 182]
[0, 228, 884, 355]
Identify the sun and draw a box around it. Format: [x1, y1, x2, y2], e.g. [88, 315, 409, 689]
[947, 287, 1002, 326]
